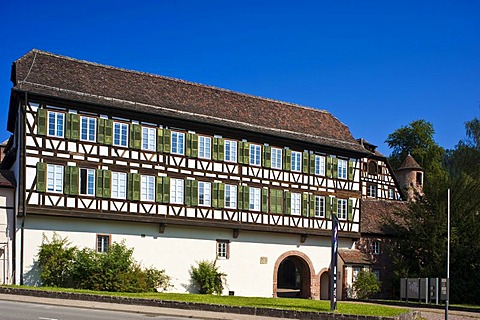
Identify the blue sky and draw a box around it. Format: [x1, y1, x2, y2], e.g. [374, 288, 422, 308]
[1, 1, 479, 155]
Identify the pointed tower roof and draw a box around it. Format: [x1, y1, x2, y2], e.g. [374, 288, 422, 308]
[397, 154, 423, 171]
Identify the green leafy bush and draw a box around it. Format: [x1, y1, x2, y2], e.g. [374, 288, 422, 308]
[37, 234, 171, 293]
[353, 270, 381, 299]
[190, 260, 226, 295]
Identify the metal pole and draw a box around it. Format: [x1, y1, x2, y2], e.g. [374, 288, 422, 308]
[445, 189, 450, 320]
[330, 213, 338, 311]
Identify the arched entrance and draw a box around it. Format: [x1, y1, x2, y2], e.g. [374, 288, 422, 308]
[273, 252, 315, 299]
[320, 270, 330, 300]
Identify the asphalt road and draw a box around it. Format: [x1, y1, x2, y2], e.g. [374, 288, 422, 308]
[0, 300, 202, 320]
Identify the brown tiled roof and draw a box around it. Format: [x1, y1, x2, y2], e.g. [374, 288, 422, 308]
[10, 50, 368, 154]
[397, 154, 423, 171]
[0, 170, 15, 188]
[338, 249, 371, 265]
[361, 199, 407, 235]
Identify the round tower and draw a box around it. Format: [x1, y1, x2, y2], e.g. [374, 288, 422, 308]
[395, 154, 424, 200]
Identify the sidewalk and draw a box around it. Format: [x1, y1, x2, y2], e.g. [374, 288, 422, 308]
[0, 293, 276, 320]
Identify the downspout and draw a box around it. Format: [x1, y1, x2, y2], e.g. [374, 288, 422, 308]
[19, 92, 27, 285]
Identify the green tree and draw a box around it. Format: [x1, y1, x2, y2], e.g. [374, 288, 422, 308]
[353, 270, 381, 299]
[446, 117, 480, 179]
[37, 233, 76, 287]
[385, 119, 445, 179]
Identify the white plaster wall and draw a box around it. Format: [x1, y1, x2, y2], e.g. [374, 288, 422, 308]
[21, 215, 354, 298]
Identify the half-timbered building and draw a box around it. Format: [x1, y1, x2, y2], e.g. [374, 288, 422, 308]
[2, 50, 406, 299]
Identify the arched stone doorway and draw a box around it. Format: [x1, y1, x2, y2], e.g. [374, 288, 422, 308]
[320, 270, 330, 300]
[273, 251, 316, 299]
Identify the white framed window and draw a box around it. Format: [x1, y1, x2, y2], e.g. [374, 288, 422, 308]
[142, 127, 156, 151]
[373, 241, 381, 255]
[315, 195, 325, 217]
[249, 187, 261, 211]
[224, 140, 237, 162]
[141, 175, 155, 201]
[170, 178, 184, 204]
[198, 181, 211, 206]
[373, 269, 381, 281]
[48, 111, 64, 137]
[111, 172, 127, 199]
[171, 131, 185, 155]
[271, 147, 282, 169]
[79, 168, 95, 196]
[388, 188, 395, 199]
[47, 164, 63, 193]
[249, 144, 261, 166]
[113, 122, 128, 147]
[353, 267, 362, 282]
[338, 158, 348, 179]
[80, 116, 96, 142]
[198, 136, 211, 159]
[291, 151, 302, 172]
[291, 192, 301, 215]
[337, 198, 347, 220]
[217, 240, 229, 259]
[367, 184, 377, 198]
[315, 155, 326, 176]
[97, 234, 110, 253]
[225, 184, 237, 208]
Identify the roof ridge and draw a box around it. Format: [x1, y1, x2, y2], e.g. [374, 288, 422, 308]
[25, 49, 330, 115]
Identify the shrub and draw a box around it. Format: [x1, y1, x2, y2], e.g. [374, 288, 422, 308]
[37, 235, 171, 292]
[37, 233, 76, 287]
[353, 270, 381, 299]
[190, 260, 226, 295]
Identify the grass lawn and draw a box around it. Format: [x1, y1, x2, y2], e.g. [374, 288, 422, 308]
[3, 286, 409, 317]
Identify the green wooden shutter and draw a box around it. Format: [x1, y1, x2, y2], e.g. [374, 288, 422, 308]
[127, 173, 140, 201]
[97, 119, 105, 144]
[302, 152, 309, 174]
[261, 188, 268, 213]
[36, 162, 46, 192]
[64, 165, 71, 195]
[191, 180, 198, 206]
[302, 193, 308, 216]
[130, 124, 141, 150]
[237, 185, 243, 210]
[326, 196, 332, 219]
[333, 158, 339, 179]
[155, 176, 163, 203]
[309, 154, 316, 175]
[332, 197, 338, 216]
[326, 157, 333, 178]
[104, 120, 113, 145]
[285, 191, 291, 215]
[37, 108, 47, 136]
[348, 199, 353, 221]
[263, 146, 271, 168]
[309, 194, 315, 217]
[213, 182, 225, 208]
[95, 169, 103, 198]
[277, 190, 283, 214]
[103, 170, 111, 198]
[243, 186, 250, 211]
[185, 180, 192, 206]
[186, 133, 198, 158]
[65, 114, 80, 140]
[348, 159, 355, 180]
[284, 149, 291, 171]
[244, 143, 250, 164]
[213, 138, 224, 161]
[163, 129, 171, 153]
[157, 128, 164, 153]
[162, 176, 170, 203]
[64, 166, 79, 195]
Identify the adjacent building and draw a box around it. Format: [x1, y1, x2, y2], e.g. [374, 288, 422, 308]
[1, 50, 407, 299]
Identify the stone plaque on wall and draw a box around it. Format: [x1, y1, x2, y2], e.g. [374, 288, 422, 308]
[260, 257, 268, 264]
